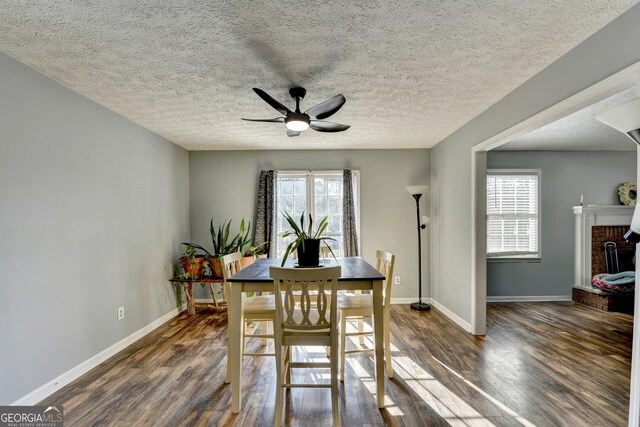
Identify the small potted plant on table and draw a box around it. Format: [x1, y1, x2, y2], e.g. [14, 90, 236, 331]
[281, 212, 337, 267]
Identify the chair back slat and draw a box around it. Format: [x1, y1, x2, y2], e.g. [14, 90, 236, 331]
[221, 252, 243, 281]
[270, 266, 341, 332]
[221, 252, 243, 302]
[375, 250, 396, 307]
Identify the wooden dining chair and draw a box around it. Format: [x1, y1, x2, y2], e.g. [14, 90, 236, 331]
[290, 245, 333, 358]
[269, 265, 342, 427]
[338, 250, 395, 381]
[222, 252, 275, 383]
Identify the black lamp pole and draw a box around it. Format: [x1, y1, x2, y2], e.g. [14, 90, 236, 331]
[410, 192, 430, 311]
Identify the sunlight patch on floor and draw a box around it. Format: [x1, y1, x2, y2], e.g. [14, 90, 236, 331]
[432, 357, 535, 427]
[394, 356, 494, 425]
[247, 319, 534, 425]
[392, 356, 537, 427]
[346, 358, 403, 414]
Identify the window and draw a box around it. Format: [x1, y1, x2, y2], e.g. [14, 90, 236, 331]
[276, 171, 360, 258]
[487, 169, 540, 259]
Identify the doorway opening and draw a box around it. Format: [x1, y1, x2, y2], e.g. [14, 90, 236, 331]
[471, 61, 640, 423]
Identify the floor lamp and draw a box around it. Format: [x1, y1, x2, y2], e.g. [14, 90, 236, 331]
[406, 185, 431, 311]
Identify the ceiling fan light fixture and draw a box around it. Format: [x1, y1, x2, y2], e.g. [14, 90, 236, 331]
[285, 114, 310, 132]
[245, 87, 349, 137]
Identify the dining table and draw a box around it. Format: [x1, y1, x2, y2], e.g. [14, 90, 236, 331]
[225, 256, 387, 413]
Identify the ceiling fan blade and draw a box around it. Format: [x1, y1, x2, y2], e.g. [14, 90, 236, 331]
[309, 120, 351, 132]
[304, 94, 346, 120]
[241, 117, 285, 123]
[287, 130, 301, 137]
[253, 88, 291, 116]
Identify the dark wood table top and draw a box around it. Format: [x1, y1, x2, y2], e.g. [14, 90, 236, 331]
[169, 276, 224, 283]
[227, 257, 385, 282]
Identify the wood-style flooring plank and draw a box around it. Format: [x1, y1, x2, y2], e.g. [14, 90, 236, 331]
[40, 302, 632, 426]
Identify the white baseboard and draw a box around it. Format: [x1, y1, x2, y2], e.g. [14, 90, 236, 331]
[11, 304, 186, 406]
[428, 298, 473, 333]
[486, 295, 572, 303]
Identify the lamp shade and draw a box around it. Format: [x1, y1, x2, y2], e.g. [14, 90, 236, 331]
[595, 97, 640, 144]
[406, 185, 429, 196]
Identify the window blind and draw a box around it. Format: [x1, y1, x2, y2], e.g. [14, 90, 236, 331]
[487, 171, 539, 257]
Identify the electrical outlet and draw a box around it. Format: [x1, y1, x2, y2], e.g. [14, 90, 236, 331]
[117, 306, 124, 321]
[394, 276, 400, 285]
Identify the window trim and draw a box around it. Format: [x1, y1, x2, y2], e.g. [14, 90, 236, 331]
[275, 170, 361, 256]
[486, 168, 541, 261]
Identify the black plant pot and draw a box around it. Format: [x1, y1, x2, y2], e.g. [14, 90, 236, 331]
[296, 239, 321, 267]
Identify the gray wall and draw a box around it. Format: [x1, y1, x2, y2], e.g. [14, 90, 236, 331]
[430, 4, 640, 325]
[0, 53, 190, 404]
[486, 151, 636, 297]
[189, 149, 430, 300]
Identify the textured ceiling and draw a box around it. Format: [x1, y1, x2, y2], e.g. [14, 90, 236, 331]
[499, 88, 638, 151]
[0, 1, 636, 150]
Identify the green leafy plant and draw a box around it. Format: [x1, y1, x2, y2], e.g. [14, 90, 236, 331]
[236, 218, 259, 256]
[210, 218, 240, 256]
[281, 212, 337, 266]
[236, 218, 250, 255]
[180, 219, 237, 258]
[181, 244, 199, 259]
[185, 218, 267, 258]
[179, 243, 208, 278]
[249, 241, 268, 258]
[227, 218, 268, 257]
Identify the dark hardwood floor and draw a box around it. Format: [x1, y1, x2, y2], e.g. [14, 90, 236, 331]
[41, 302, 633, 426]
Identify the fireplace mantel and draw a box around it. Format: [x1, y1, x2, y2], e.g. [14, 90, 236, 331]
[574, 205, 634, 289]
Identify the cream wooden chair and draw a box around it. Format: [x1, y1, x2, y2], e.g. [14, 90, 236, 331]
[222, 252, 275, 383]
[338, 250, 395, 381]
[291, 245, 334, 358]
[270, 265, 342, 427]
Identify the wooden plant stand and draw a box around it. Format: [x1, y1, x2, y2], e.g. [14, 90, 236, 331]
[169, 276, 225, 315]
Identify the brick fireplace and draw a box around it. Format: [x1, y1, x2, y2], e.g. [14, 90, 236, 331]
[573, 205, 635, 312]
[591, 225, 635, 277]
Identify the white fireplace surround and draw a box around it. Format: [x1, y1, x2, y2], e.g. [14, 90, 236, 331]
[573, 205, 634, 290]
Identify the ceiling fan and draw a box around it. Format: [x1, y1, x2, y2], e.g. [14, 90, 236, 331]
[242, 87, 350, 137]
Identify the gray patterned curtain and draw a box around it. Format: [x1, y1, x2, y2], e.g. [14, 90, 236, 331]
[254, 170, 278, 258]
[343, 170, 359, 257]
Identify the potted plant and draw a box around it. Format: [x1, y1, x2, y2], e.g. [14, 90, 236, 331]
[182, 218, 240, 278]
[183, 218, 266, 278]
[209, 218, 242, 277]
[235, 218, 269, 268]
[236, 218, 255, 268]
[281, 212, 337, 267]
[179, 244, 207, 278]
